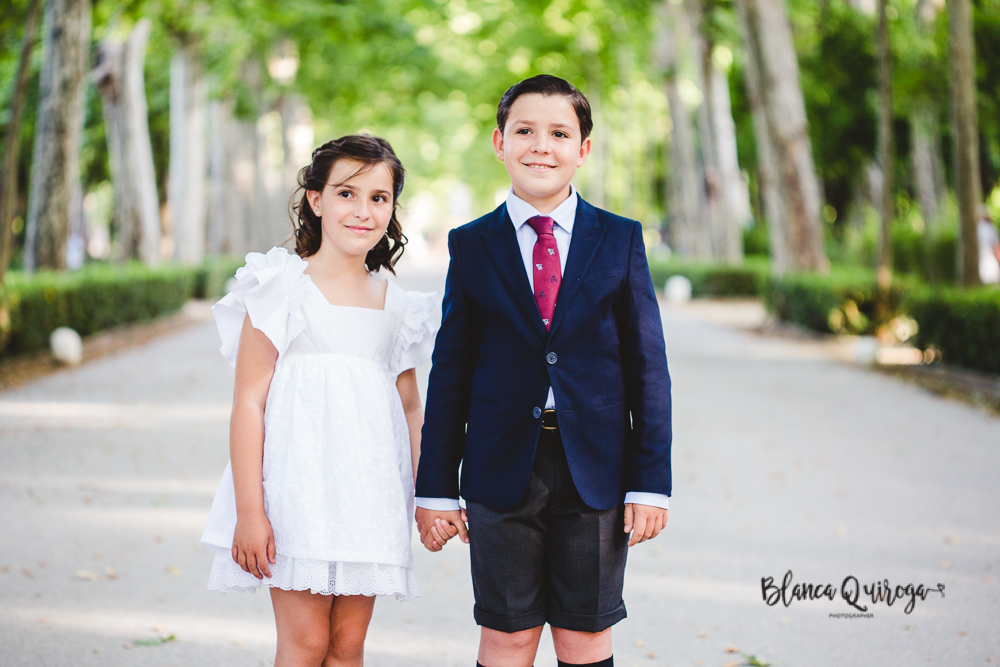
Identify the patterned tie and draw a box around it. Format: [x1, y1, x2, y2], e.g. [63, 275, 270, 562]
[527, 215, 561, 331]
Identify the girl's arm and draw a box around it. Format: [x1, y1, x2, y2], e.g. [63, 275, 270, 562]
[230, 314, 278, 579]
[396, 368, 423, 480]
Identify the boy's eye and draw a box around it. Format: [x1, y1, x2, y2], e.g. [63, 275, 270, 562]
[516, 128, 531, 134]
[554, 131, 568, 138]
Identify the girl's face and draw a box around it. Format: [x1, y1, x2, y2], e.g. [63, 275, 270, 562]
[306, 159, 395, 262]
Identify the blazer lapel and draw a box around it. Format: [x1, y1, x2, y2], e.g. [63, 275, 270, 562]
[548, 198, 605, 339]
[481, 205, 547, 341]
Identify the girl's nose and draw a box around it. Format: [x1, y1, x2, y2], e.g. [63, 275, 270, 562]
[354, 199, 371, 219]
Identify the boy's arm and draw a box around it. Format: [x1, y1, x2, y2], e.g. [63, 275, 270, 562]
[617, 220, 673, 501]
[415, 229, 479, 549]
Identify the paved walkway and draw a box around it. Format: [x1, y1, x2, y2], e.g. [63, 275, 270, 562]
[1, 269, 998, 667]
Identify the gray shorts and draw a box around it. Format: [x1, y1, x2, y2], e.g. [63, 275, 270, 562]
[466, 427, 628, 634]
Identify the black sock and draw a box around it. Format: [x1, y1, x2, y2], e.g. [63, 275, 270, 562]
[557, 658, 613, 667]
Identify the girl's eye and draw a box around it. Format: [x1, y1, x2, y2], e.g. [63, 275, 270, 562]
[338, 190, 353, 199]
[373, 195, 387, 203]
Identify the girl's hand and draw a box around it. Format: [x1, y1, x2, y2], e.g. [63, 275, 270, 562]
[232, 512, 276, 579]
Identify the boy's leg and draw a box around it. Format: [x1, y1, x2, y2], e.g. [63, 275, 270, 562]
[467, 443, 555, 667]
[544, 428, 628, 665]
[324, 594, 376, 667]
[270, 588, 334, 666]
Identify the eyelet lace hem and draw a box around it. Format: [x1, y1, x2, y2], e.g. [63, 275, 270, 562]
[207, 549, 418, 600]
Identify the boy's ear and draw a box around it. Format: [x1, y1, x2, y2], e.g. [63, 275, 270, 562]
[492, 127, 505, 161]
[576, 136, 592, 167]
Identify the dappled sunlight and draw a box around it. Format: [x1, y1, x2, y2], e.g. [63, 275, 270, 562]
[0, 401, 230, 429]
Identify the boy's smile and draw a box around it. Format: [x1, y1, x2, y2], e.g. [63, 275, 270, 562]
[493, 93, 591, 213]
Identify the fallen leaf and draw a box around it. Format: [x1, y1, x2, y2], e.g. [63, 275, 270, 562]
[153, 535, 164, 543]
[83, 496, 93, 506]
[152, 626, 163, 632]
[122, 644, 131, 650]
[22, 568, 33, 577]
[634, 640, 645, 647]
[38, 617, 47, 623]
[132, 634, 176, 647]
[726, 646, 740, 653]
[93, 552, 105, 561]
[234, 640, 243, 646]
[723, 662, 738, 667]
[940, 561, 950, 570]
[0, 566, 9, 574]
[697, 630, 708, 638]
[403, 617, 413, 623]
[905, 625, 916, 631]
[165, 566, 180, 575]
[745, 655, 772, 667]
[74, 570, 99, 582]
[105, 567, 117, 580]
[957, 630, 967, 637]
[647, 652, 656, 659]
[985, 576, 993, 583]
[944, 535, 960, 545]
[986, 657, 996, 663]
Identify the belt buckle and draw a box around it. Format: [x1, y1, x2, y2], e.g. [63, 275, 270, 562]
[541, 409, 558, 431]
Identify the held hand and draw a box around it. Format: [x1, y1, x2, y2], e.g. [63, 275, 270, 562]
[624, 503, 668, 547]
[416, 507, 468, 552]
[232, 511, 276, 579]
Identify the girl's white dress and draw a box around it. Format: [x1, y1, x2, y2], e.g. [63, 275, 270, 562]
[201, 247, 438, 600]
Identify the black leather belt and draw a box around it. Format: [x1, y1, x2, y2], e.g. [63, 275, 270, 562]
[541, 409, 558, 431]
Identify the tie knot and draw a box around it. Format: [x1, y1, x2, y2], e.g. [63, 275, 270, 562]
[527, 215, 556, 237]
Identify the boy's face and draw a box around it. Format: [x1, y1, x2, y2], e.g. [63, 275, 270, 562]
[493, 93, 591, 212]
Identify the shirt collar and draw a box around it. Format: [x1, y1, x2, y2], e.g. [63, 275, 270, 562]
[506, 185, 578, 235]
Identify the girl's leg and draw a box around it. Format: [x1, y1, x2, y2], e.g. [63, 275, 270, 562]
[323, 594, 376, 667]
[270, 588, 334, 667]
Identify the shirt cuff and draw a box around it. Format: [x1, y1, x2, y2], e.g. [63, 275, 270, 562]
[624, 491, 670, 510]
[415, 497, 462, 511]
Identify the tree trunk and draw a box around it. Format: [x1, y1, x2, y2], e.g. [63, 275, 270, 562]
[910, 105, 945, 234]
[23, 0, 92, 272]
[0, 0, 43, 283]
[656, 0, 710, 258]
[95, 19, 161, 265]
[168, 46, 208, 265]
[734, 0, 788, 273]
[948, 0, 981, 286]
[737, 0, 828, 273]
[875, 0, 894, 290]
[711, 64, 752, 261]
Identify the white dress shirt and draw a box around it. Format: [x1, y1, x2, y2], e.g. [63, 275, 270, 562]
[416, 187, 669, 511]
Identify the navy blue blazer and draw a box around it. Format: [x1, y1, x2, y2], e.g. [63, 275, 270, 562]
[415, 198, 672, 511]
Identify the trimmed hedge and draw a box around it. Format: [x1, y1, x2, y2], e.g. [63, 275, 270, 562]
[763, 269, 912, 336]
[647, 257, 771, 298]
[193, 255, 246, 300]
[0, 263, 195, 357]
[906, 287, 1000, 373]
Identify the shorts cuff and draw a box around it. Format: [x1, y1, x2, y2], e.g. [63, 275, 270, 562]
[474, 605, 547, 633]
[547, 602, 627, 633]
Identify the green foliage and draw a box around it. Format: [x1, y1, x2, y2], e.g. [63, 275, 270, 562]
[647, 256, 770, 298]
[742, 219, 770, 257]
[0, 263, 194, 357]
[907, 286, 1000, 373]
[764, 268, 912, 336]
[193, 255, 245, 300]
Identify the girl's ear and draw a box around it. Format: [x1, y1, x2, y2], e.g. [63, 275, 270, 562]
[306, 190, 322, 216]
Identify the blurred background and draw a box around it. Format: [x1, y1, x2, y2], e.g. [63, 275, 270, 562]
[1, 0, 1000, 368]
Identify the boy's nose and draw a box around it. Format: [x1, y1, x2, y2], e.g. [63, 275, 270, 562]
[531, 135, 551, 153]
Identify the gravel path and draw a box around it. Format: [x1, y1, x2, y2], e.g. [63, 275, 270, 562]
[1, 270, 998, 667]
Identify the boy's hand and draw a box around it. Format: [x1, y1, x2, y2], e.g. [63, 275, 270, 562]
[624, 503, 668, 547]
[416, 507, 468, 551]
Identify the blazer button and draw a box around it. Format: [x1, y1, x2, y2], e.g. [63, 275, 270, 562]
[533, 407, 542, 419]
[546, 352, 558, 365]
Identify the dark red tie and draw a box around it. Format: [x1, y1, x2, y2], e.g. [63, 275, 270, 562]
[527, 215, 561, 331]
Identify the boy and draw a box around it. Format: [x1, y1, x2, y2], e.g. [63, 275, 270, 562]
[416, 75, 672, 667]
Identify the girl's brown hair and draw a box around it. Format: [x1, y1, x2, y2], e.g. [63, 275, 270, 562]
[291, 134, 406, 273]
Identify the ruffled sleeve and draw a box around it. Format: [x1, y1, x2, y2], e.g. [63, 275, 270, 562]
[393, 289, 441, 374]
[211, 247, 309, 367]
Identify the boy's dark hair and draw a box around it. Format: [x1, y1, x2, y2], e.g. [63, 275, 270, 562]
[291, 134, 407, 274]
[496, 75, 593, 141]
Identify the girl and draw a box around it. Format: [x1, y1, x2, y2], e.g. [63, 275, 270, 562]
[201, 134, 438, 666]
